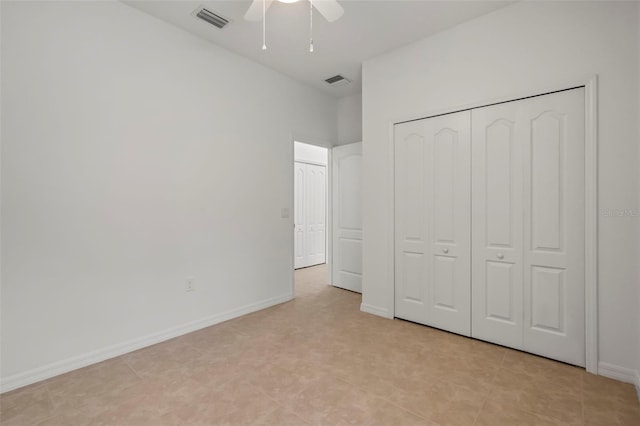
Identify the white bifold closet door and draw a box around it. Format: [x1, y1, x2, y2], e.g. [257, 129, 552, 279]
[294, 162, 326, 269]
[394, 111, 471, 336]
[394, 88, 585, 367]
[472, 88, 585, 366]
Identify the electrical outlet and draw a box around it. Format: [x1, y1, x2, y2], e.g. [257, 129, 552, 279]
[186, 278, 195, 292]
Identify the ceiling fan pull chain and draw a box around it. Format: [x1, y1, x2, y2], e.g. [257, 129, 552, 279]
[262, 0, 267, 50]
[309, 0, 314, 53]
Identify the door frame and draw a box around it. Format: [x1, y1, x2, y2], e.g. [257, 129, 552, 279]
[289, 137, 333, 297]
[387, 75, 599, 373]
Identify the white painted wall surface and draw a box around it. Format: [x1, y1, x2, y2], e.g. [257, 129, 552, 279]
[1, 0, 337, 389]
[294, 142, 328, 165]
[636, 1, 640, 389]
[362, 1, 639, 374]
[337, 93, 362, 146]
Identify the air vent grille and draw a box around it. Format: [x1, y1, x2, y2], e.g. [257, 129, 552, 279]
[325, 75, 351, 86]
[195, 7, 229, 29]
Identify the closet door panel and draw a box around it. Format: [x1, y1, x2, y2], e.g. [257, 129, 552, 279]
[424, 112, 471, 335]
[294, 162, 326, 269]
[485, 261, 516, 323]
[294, 163, 307, 269]
[394, 112, 471, 336]
[522, 88, 585, 367]
[471, 105, 524, 348]
[394, 121, 428, 324]
[485, 121, 514, 247]
[306, 164, 326, 266]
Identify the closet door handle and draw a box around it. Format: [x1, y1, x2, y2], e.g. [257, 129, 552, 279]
[497, 253, 504, 260]
[442, 247, 449, 254]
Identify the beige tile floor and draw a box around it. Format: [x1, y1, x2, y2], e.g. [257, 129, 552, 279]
[2, 264, 639, 425]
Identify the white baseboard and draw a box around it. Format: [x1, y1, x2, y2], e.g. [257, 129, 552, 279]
[360, 302, 393, 319]
[0, 293, 293, 394]
[597, 362, 639, 386]
[635, 371, 640, 402]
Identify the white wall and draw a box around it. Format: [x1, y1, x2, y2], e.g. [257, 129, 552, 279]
[294, 142, 328, 166]
[362, 1, 639, 377]
[637, 0, 640, 390]
[0, 0, 337, 391]
[337, 92, 362, 145]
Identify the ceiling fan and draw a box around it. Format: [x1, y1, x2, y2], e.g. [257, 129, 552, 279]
[244, 0, 344, 23]
[244, 0, 344, 52]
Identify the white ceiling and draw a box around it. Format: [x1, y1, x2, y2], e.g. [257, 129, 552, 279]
[124, 0, 513, 98]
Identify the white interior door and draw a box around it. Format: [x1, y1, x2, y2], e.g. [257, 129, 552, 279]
[521, 89, 585, 366]
[331, 142, 363, 293]
[294, 161, 326, 269]
[394, 111, 471, 336]
[472, 88, 585, 366]
[394, 120, 427, 323]
[471, 102, 525, 349]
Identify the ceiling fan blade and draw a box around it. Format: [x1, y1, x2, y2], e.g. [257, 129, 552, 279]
[312, 0, 344, 22]
[244, 0, 275, 21]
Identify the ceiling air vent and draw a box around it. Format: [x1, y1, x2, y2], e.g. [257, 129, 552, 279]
[325, 75, 351, 87]
[194, 6, 230, 29]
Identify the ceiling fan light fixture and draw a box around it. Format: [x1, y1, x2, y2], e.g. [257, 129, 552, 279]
[245, 0, 343, 51]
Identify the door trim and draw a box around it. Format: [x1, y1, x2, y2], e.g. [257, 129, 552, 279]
[583, 77, 598, 374]
[295, 159, 328, 168]
[387, 75, 598, 373]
